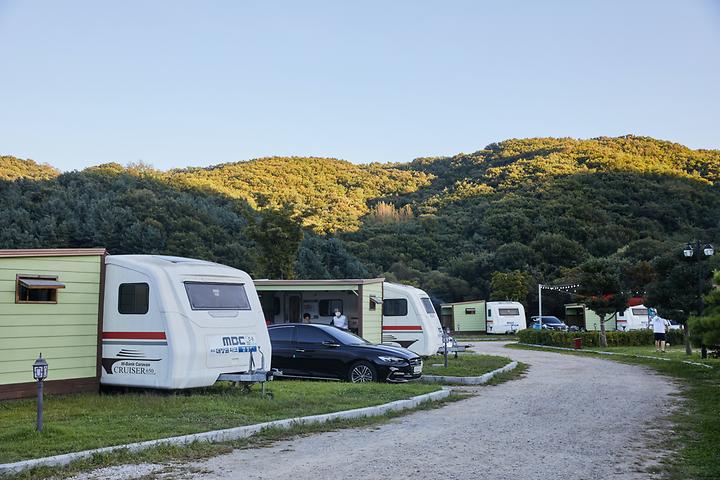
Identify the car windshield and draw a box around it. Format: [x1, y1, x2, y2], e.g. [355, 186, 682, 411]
[543, 317, 561, 324]
[329, 328, 371, 345]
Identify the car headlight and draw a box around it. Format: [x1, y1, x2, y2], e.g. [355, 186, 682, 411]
[377, 356, 406, 364]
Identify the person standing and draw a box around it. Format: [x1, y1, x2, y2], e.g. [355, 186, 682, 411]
[651, 314, 667, 352]
[332, 308, 348, 330]
[302, 313, 312, 324]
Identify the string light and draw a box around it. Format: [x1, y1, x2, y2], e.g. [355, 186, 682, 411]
[541, 284, 580, 292]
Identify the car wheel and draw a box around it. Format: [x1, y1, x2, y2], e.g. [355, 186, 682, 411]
[348, 361, 377, 383]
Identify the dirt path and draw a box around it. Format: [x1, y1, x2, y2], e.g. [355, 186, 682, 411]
[73, 342, 679, 480]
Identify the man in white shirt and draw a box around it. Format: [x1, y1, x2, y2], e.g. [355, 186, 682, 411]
[651, 314, 667, 353]
[332, 308, 348, 330]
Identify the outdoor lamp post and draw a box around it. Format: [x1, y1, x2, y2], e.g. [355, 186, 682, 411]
[682, 241, 715, 358]
[32, 353, 48, 432]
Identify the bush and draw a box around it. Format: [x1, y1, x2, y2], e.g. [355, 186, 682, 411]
[518, 328, 685, 348]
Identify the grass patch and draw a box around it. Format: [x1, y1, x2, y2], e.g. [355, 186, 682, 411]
[4, 393, 466, 480]
[0, 381, 439, 464]
[453, 333, 518, 342]
[422, 352, 511, 377]
[508, 343, 720, 479]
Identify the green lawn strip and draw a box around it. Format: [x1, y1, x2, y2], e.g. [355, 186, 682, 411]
[422, 353, 511, 377]
[4, 393, 467, 480]
[508, 343, 720, 480]
[453, 334, 518, 342]
[0, 381, 439, 464]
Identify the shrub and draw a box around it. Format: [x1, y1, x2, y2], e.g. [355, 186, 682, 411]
[517, 328, 682, 348]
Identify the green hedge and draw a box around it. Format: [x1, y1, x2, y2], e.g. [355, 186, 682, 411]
[517, 329, 685, 348]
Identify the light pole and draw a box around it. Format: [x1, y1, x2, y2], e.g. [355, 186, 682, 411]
[32, 353, 48, 432]
[682, 241, 714, 358]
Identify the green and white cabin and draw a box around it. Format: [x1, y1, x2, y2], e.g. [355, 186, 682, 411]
[0, 248, 106, 400]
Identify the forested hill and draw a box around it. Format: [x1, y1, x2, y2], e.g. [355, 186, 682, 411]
[1, 135, 719, 309]
[167, 156, 432, 233]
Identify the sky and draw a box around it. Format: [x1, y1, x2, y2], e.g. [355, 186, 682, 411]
[0, 1, 719, 171]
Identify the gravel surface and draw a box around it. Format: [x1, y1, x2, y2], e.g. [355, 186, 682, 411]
[70, 342, 680, 480]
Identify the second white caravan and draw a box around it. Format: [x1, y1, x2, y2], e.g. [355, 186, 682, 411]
[382, 282, 444, 356]
[486, 301, 526, 334]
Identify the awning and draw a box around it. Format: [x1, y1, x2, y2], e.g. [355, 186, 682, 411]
[18, 278, 66, 289]
[369, 295, 383, 305]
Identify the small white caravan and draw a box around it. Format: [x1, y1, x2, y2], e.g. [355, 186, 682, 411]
[616, 305, 650, 331]
[101, 255, 271, 389]
[382, 282, 444, 356]
[486, 301, 526, 334]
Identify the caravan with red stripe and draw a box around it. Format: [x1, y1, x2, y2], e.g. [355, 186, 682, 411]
[381, 282, 444, 356]
[100, 255, 271, 389]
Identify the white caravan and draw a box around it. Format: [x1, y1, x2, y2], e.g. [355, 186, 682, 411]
[616, 305, 650, 331]
[101, 255, 271, 389]
[381, 282, 444, 356]
[486, 301, 526, 334]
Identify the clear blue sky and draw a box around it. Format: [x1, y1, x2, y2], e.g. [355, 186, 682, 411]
[1, 1, 718, 171]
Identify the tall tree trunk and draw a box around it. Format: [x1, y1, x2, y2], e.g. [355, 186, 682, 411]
[683, 322, 692, 355]
[599, 315, 607, 348]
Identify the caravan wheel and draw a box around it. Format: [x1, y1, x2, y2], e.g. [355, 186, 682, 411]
[348, 361, 377, 383]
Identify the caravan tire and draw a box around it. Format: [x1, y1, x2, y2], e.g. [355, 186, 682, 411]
[348, 361, 378, 383]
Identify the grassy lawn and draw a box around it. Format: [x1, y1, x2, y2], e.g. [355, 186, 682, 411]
[422, 353, 511, 377]
[453, 333, 518, 342]
[509, 343, 720, 480]
[0, 381, 440, 464]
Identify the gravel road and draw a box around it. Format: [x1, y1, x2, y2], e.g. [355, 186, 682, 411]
[71, 342, 679, 480]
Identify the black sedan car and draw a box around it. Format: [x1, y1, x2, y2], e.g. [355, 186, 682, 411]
[268, 324, 422, 383]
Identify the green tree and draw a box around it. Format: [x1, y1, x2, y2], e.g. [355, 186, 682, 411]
[247, 207, 303, 279]
[576, 258, 629, 348]
[646, 252, 716, 355]
[490, 271, 530, 302]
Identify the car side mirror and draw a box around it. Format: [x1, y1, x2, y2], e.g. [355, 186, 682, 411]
[322, 341, 340, 348]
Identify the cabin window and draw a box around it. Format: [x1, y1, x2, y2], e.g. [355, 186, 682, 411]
[16, 275, 65, 304]
[184, 282, 251, 310]
[369, 295, 382, 311]
[498, 308, 520, 316]
[465, 308, 476, 315]
[319, 299, 343, 316]
[421, 298, 436, 314]
[487, 309, 492, 317]
[383, 299, 408, 317]
[118, 283, 149, 314]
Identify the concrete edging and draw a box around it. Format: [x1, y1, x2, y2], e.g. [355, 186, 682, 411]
[0, 388, 451, 476]
[420, 360, 519, 385]
[518, 343, 714, 369]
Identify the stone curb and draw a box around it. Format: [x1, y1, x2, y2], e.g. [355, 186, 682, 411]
[518, 343, 714, 369]
[420, 361, 519, 384]
[0, 388, 451, 476]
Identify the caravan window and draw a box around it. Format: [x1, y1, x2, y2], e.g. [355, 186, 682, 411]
[498, 308, 520, 316]
[421, 298, 436, 314]
[383, 299, 408, 316]
[118, 283, 149, 314]
[465, 308, 476, 315]
[319, 299, 343, 316]
[184, 282, 251, 310]
[631, 308, 648, 316]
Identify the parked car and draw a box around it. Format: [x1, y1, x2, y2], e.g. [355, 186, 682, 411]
[530, 316, 569, 331]
[268, 324, 423, 383]
[666, 319, 682, 331]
